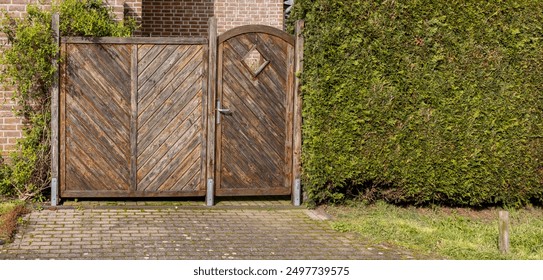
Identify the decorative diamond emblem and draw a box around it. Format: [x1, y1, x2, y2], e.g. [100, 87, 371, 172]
[241, 45, 270, 78]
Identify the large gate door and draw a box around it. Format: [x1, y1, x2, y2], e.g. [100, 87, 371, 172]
[60, 38, 207, 197]
[215, 26, 296, 196]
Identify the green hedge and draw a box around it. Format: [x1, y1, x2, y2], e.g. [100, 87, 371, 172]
[291, 0, 543, 207]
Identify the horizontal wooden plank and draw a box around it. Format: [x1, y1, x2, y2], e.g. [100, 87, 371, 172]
[216, 187, 291, 196]
[62, 37, 207, 45]
[61, 190, 206, 198]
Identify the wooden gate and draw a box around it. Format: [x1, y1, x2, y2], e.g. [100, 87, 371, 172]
[60, 38, 208, 197]
[214, 26, 296, 196]
[52, 21, 303, 204]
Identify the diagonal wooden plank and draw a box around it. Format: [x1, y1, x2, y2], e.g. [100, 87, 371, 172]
[72, 44, 131, 98]
[138, 44, 165, 73]
[137, 69, 202, 146]
[223, 41, 286, 111]
[66, 64, 130, 134]
[254, 33, 289, 72]
[66, 155, 108, 191]
[221, 106, 284, 176]
[66, 82, 130, 156]
[141, 137, 201, 192]
[221, 120, 284, 184]
[117, 43, 131, 63]
[237, 33, 288, 74]
[220, 133, 283, 190]
[228, 34, 288, 81]
[138, 46, 203, 119]
[66, 103, 130, 181]
[101, 43, 131, 78]
[66, 128, 129, 191]
[220, 143, 274, 189]
[137, 110, 201, 176]
[137, 44, 152, 62]
[178, 172, 201, 192]
[67, 46, 131, 129]
[138, 46, 190, 110]
[137, 45, 193, 105]
[137, 95, 201, 165]
[138, 45, 179, 96]
[222, 39, 285, 106]
[156, 145, 201, 192]
[221, 54, 286, 135]
[137, 121, 202, 191]
[223, 85, 285, 160]
[170, 156, 201, 192]
[225, 37, 287, 103]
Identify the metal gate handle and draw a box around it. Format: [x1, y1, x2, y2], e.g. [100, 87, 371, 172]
[216, 101, 231, 124]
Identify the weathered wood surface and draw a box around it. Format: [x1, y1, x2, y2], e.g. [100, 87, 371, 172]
[292, 20, 305, 205]
[63, 43, 132, 193]
[499, 210, 510, 254]
[215, 31, 295, 196]
[60, 41, 67, 195]
[62, 37, 207, 45]
[60, 25, 299, 199]
[218, 25, 295, 45]
[136, 44, 205, 193]
[130, 45, 138, 192]
[50, 13, 60, 206]
[61, 43, 206, 197]
[206, 17, 217, 205]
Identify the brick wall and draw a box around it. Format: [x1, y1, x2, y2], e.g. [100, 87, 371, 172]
[140, 0, 213, 37]
[0, 0, 41, 155]
[214, 0, 283, 34]
[139, 0, 284, 37]
[0, 84, 22, 153]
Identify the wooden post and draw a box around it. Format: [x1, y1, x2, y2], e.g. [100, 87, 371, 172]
[499, 210, 510, 254]
[130, 45, 138, 193]
[50, 13, 60, 206]
[292, 20, 304, 206]
[206, 17, 218, 206]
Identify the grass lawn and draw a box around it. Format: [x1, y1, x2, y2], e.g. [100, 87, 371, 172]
[325, 200, 543, 260]
[0, 200, 28, 244]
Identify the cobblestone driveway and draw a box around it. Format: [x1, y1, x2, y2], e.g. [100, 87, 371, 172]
[0, 202, 419, 260]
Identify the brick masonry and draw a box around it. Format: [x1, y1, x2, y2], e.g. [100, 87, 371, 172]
[140, 0, 214, 37]
[0, 0, 284, 155]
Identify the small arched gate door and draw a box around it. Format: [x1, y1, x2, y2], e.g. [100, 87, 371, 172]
[53, 20, 303, 205]
[215, 26, 296, 197]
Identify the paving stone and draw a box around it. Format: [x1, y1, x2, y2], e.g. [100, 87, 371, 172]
[0, 203, 425, 260]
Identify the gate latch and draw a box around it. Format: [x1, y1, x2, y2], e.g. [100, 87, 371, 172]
[216, 101, 230, 124]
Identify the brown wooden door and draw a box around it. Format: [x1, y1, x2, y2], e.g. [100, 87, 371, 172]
[60, 38, 208, 198]
[215, 27, 296, 196]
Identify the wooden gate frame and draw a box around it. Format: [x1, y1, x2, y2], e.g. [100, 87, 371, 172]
[50, 16, 304, 206]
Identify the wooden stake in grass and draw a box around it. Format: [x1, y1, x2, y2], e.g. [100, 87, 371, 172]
[498, 210, 510, 254]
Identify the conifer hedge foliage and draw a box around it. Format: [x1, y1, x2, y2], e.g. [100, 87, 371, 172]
[290, 0, 543, 207]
